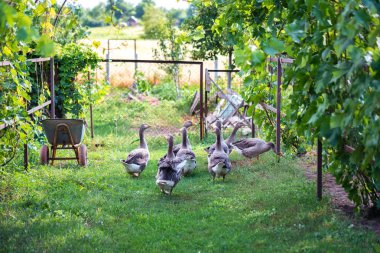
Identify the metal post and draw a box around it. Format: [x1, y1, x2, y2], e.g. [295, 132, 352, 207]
[200, 63, 204, 140]
[227, 51, 232, 91]
[134, 39, 138, 73]
[317, 139, 323, 200]
[24, 144, 28, 171]
[276, 57, 282, 160]
[106, 39, 110, 83]
[90, 104, 94, 139]
[49, 57, 55, 118]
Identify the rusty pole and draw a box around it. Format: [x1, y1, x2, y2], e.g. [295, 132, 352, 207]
[276, 57, 282, 161]
[49, 57, 55, 118]
[24, 144, 28, 171]
[317, 139, 323, 200]
[200, 62, 204, 140]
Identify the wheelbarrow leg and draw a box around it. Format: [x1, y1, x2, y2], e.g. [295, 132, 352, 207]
[51, 146, 57, 165]
[73, 146, 80, 164]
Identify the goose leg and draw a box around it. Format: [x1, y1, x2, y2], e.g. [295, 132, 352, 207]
[222, 175, 225, 181]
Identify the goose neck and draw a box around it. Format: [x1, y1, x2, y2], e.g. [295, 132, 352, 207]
[167, 136, 174, 159]
[181, 128, 188, 149]
[226, 125, 240, 144]
[216, 129, 222, 151]
[139, 128, 147, 149]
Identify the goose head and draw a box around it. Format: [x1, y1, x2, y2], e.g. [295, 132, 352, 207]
[140, 123, 151, 131]
[268, 142, 284, 156]
[183, 120, 193, 129]
[216, 120, 223, 130]
[234, 121, 245, 129]
[268, 142, 283, 156]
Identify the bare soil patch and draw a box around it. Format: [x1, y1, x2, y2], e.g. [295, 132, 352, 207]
[300, 152, 380, 236]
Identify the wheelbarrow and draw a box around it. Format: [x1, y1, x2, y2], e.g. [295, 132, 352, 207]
[39, 119, 88, 166]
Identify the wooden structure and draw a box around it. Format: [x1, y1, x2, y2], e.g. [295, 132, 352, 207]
[0, 57, 55, 170]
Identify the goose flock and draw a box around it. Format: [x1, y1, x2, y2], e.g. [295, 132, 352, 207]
[121, 120, 279, 195]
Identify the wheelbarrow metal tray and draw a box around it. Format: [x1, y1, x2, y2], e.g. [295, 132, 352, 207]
[41, 119, 86, 146]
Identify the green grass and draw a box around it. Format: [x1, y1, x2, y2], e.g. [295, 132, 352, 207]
[1, 88, 379, 252]
[87, 26, 144, 40]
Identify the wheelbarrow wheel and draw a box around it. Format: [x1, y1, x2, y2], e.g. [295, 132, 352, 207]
[40, 145, 49, 165]
[78, 144, 88, 166]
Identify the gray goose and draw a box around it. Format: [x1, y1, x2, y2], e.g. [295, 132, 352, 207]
[120, 124, 150, 177]
[156, 135, 183, 195]
[173, 120, 193, 155]
[225, 121, 245, 154]
[176, 127, 197, 176]
[231, 138, 279, 159]
[208, 127, 232, 181]
[204, 120, 229, 161]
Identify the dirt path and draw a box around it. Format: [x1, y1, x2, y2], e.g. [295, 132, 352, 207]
[300, 152, 380, 236]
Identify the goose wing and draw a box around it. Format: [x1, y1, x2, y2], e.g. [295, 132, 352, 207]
[126, 148, 149, 165]
[206, 143, 228, 156]
[177, 148, 196, 160]
[208, 152, 230, 169]
[241, 142, 270, 158]
[172, 144, 181, 155]
[232, 138, 262, 149]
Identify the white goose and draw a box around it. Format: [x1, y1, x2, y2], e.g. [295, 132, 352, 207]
[120, 124, 150, 177]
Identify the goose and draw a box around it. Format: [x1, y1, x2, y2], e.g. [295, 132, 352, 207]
[204, 120, 229, 161]
[208, 127, 232, 181]
[176, 127, 197, 176]
[225, 121, 245, 154]
[173, 120, 193, 155]
[231, 138, 281, 159]
[120, 124, 150, 177]
[156, 135, 183, 195]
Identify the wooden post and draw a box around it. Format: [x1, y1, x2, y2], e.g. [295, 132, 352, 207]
[276, 57, 282, 159]
[227, 50, 232, 91]
[106, 39, 110, 83]
[90, 104, 94, 139]
[317, 139, 323, 200]
[24, 144, 28, 171]
[214, 58, 218, 80]
[134, 39, 138, 73]
[251, 119, 255, 138]
[49, 57, 55, 118]
[200, 63, 204, 140]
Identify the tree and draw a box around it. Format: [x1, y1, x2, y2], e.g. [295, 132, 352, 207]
[106, 0, 135, 23]
[135, 0, 154, 18]
[182, 0, 232, 60]
[142, 5, 168, 39]
[190, 0, 380, 210]
[154, 16, 187, 98]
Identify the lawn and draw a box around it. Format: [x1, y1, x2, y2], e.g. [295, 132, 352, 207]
[87, 26, 144, 40]
[0, 88, 379, 252]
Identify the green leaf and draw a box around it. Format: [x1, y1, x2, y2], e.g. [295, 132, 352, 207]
[285, 20, 305, 43]
[16, 27, 29, 41]
[261, 38, 285, 56]
[36, 35, 55, 56]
